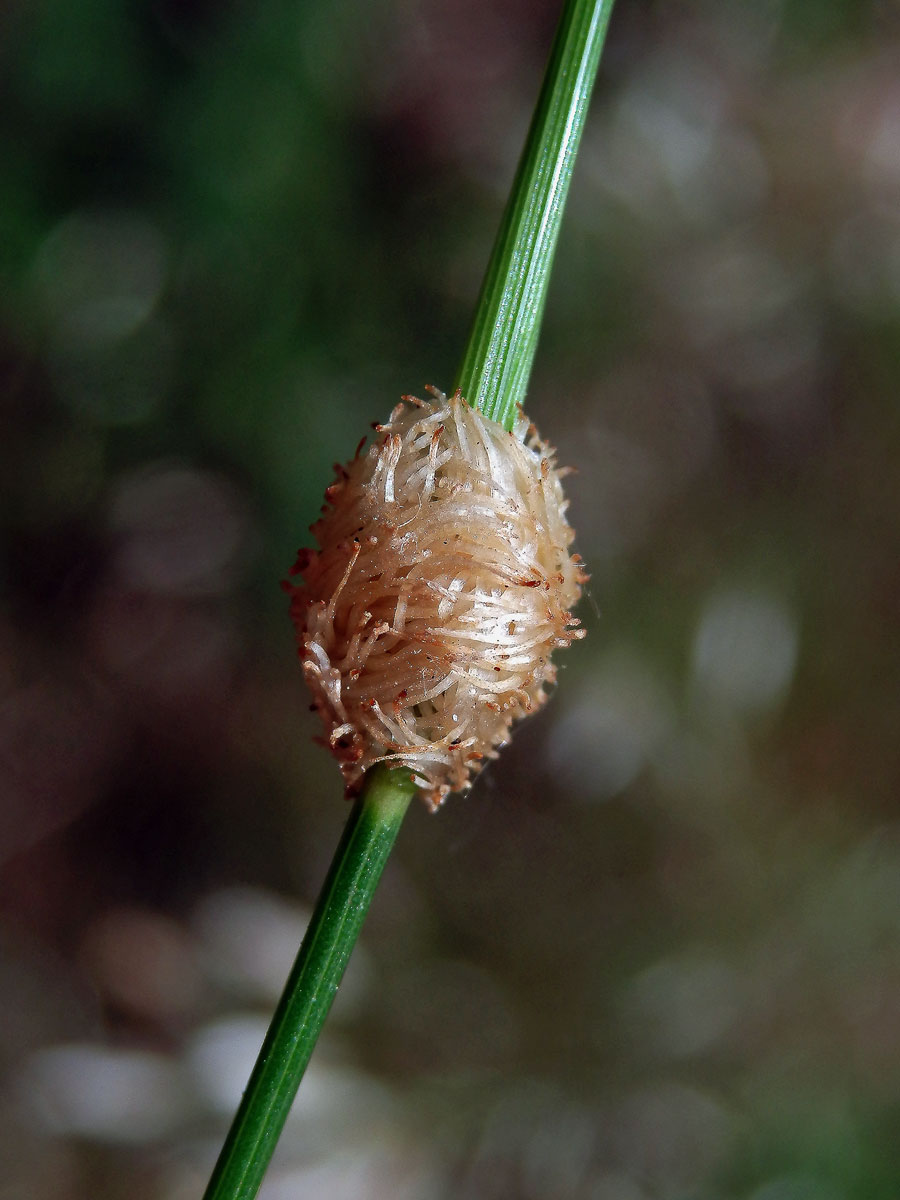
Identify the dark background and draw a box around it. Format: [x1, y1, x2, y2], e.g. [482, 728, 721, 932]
[1, 1, 899, 1197]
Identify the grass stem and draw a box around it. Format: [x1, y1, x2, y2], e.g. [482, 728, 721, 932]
[203, 2, 614, 1195]
[201, 766, 415, 1200]
[454, 0, 616, 429]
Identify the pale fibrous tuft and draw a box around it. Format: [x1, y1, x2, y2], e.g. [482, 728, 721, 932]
[286, 388, 586, 809]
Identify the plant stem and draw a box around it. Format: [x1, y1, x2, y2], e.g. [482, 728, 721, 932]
[204, 1, 614, 1196]
[201, 765, 415, 1200]
[454, 0, 615, 430]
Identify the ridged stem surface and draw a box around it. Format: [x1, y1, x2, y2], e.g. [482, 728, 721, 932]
[454, 0, 616, 429]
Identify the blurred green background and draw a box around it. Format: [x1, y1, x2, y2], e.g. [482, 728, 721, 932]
[2, 0, 900, 1197]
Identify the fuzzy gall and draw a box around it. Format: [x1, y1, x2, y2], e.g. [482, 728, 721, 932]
[286, 389, 585, 809]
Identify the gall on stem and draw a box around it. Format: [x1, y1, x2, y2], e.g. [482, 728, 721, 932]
[285, 389, 586, 810]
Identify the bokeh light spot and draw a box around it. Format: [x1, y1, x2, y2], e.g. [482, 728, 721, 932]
[692, 588, 798, 713]
[20, 1043, 189, 1143]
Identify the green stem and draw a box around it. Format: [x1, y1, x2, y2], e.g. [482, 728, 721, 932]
[201, 765, 415, 1200]
[204, 2, 613, 1196]
[454, 0, 615, 430]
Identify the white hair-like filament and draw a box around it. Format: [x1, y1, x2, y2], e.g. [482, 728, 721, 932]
[286, 389, 586, 809]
